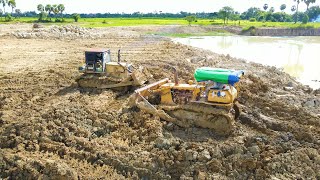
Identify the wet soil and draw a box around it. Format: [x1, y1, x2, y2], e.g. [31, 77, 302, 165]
[0, 24, 320, 179]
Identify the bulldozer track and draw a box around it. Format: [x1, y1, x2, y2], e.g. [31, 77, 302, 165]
[77, 76, 124, 88]
[159, 103, 235, 135]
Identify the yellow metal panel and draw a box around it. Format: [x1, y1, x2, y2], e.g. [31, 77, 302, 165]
[192, 87, 202, 101]
[207, 87, 237, 104]
[160, 88, 174, 104]
[106, 64, 128, 78]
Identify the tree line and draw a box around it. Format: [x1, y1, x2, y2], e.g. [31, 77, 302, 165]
[218, 5, 320, 25]
[37, 4, 65, 22]
[1, 1, 320, 24]
[239, 0, 318, 24]
[0, 0, 20, 21]
[36, 4, 81, 22]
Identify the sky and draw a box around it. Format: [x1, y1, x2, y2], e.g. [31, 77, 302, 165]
[13, 0, 319, 14]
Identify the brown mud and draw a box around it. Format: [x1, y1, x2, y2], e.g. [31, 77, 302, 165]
[0, 24, 320, 179]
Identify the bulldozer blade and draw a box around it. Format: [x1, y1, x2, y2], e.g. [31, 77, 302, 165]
[131, 72, 146, 86]
[130, 66, 150, 86]
[135, 94, 187, 127]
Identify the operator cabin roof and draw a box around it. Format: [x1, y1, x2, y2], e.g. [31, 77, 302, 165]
[85, 49, 109, 52]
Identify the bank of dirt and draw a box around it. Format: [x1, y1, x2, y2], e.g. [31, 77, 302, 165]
[0, 24, 320, 179]
[144, 25, 320, 37]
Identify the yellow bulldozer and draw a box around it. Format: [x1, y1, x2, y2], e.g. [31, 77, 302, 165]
[77, 49, 148, 90]
[132, 67, 244, 135]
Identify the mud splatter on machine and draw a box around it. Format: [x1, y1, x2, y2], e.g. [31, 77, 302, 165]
[132, 67, 244, 135]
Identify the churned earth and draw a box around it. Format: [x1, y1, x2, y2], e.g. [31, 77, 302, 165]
[0, 24, 320, 179]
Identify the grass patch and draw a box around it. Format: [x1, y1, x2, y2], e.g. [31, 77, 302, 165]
[0, 17, 213, 27]
[77, 18, 214, 27]
[1, 17, 320, 29]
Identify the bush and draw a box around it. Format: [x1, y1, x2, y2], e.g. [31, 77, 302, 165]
[302, 14, 309, 24]
[185, 15, 196, 26]
[242, 26, 255, 31]
[72, 13, 80, 22]
[257, 15, 265, 21]
[5, 14, 12, 22]
[38, 12, 47, 22]
[249, 18, 256, 22]
[242, 26, 256, 36]
[250, 28, 256, 36]
[285, 16, 293, 22]
[293, 12, 305, 22]
[54, 18, 65, 23]
[270, 17, 276, 22]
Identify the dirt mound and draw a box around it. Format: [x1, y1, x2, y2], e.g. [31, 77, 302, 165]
[11, 25, 99, 39]
[1, 25, 320, 179]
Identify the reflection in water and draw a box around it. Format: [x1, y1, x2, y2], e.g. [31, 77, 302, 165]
[283, 43, 304, 78]
[217, 37, 234, 49]
[173, 36, 320, 89]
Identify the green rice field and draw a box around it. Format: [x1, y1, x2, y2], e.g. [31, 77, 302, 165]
[1, 17, 320, 29]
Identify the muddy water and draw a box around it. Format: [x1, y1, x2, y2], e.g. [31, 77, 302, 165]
[173, 36, 320, 89]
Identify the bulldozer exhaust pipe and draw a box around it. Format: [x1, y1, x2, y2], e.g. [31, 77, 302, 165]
[118, 49, 121, 63]
[173, 67, 179, 85]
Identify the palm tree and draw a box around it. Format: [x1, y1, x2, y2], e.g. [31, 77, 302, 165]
[37, 4, 44, 12]
[1, 0, 8, 14]
[304, 0, 316, 10]
[293, 0, 301, 23]
[280, 4, 287, 22]
[8, 0, 15, 15]
[45, 4, 52, 20]
[57, 4, 65, 19]
[52, 4, 59, 20]
[15, 8, 20, 18]
[269, 7, 275, 13]
[263, 4, 269, 22]
[0, 9, 3, 20]
[280, 4, 287, 12]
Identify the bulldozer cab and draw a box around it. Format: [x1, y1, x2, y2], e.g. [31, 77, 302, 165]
[80, 49, 111, 74]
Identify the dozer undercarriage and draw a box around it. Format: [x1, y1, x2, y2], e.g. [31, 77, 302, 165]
[132, 67, 244, 135]
[136, 100, 237, 135]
